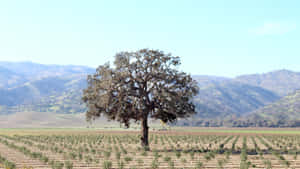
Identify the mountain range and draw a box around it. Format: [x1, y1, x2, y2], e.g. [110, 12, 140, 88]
[0, 62, 93, 115]
[0, 61, 300, 127]
[186, 70, 300, 127]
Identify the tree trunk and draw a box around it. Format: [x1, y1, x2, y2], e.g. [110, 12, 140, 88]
[141, 117, 149, 151]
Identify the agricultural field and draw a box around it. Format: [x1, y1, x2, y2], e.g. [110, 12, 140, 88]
[1, 128, 300, 169]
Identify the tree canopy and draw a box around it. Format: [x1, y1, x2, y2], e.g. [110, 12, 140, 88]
[82, 49, 198, 149]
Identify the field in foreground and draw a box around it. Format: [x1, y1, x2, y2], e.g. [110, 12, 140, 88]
[1, 128, 300, 169]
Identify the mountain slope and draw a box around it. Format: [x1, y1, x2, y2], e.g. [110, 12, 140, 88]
[1, 61, 300, 127]
[0, 76, 87, 114]
[248, 90, 300, 121]
[0, 62, 92, 115]
[192, 75, 230, 87]
[193, 81, 280, 119]
[0, 66, 26, 88]
[235, 69, 300, 96]
[0, 61, 94, 81]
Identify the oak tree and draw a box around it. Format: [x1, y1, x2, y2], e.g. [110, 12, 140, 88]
[82, 49, 198, 150]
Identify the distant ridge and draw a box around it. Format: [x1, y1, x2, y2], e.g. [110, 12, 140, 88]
[193, 81, 280, 119]
[249, 89, 300, 122]
[235, 69, 300, 96]
[1, 62, 300, 127]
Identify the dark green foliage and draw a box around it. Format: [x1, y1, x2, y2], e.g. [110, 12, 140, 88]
[83, 49, 198, 125]
[82, 49, 198, 149]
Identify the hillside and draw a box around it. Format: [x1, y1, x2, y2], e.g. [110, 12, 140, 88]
[0, 62, 92, 115]
[0, 76, 87, 115]
[235, 69, 300, 96]
[1, 62, 300, 127]
[186, 89, 300, 127]
[0, 66, 26, 88]
[191, 75, 230, 87]
[248, 90, 300, 123]
[0, 61, 94, 79]
[193, 81, 280, 119]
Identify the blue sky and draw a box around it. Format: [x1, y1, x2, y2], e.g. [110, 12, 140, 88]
[0, 0, 299, 77]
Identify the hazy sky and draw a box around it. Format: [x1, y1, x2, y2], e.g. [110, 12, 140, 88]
[0, 0, 299, 77]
